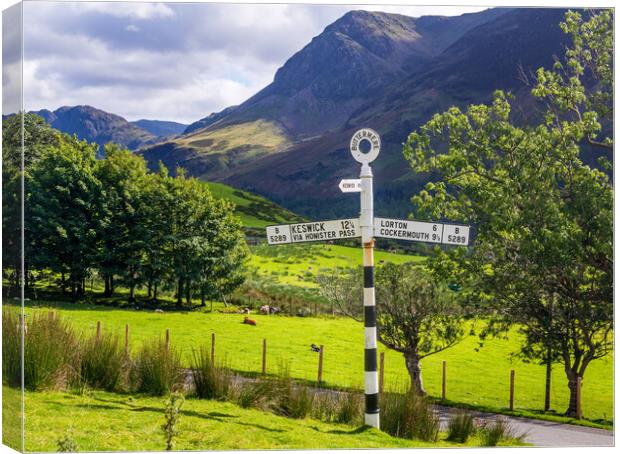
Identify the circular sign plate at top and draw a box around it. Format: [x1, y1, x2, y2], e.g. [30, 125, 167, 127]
[350, 128, 381, 163]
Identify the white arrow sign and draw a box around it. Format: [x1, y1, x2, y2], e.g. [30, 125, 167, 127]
[339, 179, 362, 192]
[374, 217, 471, 246]
[266, 219, 360, 245]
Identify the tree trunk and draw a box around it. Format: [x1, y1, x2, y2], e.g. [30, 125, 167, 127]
[61, 271, 66, 294]
[201, 288, 206, 307]
[565, 373, 581, 418]
[404, 352, 426, 395]
[176, 277, 183, 307]
[147, 281, 152, 299]
[153, 283, 158, 303]
[104, 275, 110, 296]
[129, 284, 136, 302]
[544, 346, 552, 412]
[185, 279, 191, 306]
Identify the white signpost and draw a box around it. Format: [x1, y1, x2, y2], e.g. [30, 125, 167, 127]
[265, 128, 471, 429]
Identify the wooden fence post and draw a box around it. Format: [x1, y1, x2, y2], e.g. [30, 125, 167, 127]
[211, 333, 215, 364]
[442, 361, 447, 401]
[576, 377, 582, 419]
[96, 321, 101, 341]
[165, 328, 170, 351]
[262, 338, 267, 374]
[124, 324, 129, 355]
[509, 369, 515, 411]
[379, 352, 385, 393]
[317, 345, 324, 386]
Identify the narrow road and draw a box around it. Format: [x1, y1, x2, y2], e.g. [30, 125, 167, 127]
[436, 406, 614, 447]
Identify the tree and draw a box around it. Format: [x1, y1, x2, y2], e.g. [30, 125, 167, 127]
[375, 263, 463, 395]
[2, 113, 60, 292]
[319, 264, 463, 395]
[95, 144, 151, 300]
[403, 10, 612, 417]
[28, 135, 104, 298]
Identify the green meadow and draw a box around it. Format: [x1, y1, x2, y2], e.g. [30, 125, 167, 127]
[15, 298, 613, 427]
[249, 243, 424, 287]
[10, 387, 466, 451]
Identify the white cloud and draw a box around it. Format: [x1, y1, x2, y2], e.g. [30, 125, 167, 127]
[18, 1, 487, 124]
[74, 2, 175, 20]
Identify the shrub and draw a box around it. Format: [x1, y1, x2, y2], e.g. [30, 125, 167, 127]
[478, 417, 523, 446]
[77, 331, 126, 391]
[191, 346, 234, 400]
[162, 392, 184, 451]
[381, 390, 439, 442]
[56, 434, 78, 452]
[446, 412, 476, 443]
[133, 338, 182, 396]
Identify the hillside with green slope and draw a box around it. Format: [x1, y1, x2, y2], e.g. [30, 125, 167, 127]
[204, 182, 305, 230]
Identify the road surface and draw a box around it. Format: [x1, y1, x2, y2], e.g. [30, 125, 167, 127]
[436, 405, 614, 447]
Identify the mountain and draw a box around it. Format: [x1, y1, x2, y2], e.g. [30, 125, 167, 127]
[32, 105, 159, 155]
[141, 8, 579, 219]
[131, 119, 188, 138]
[184, 105, 239, 134]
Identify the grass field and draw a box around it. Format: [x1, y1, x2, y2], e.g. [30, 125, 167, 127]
[6, 387, 465, 451]
[249, 243, 424, 287]
[13, 299, 613, 427]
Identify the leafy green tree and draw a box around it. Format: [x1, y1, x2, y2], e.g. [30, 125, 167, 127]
[28, 135, 104, 298]
[404, 10, 612, 417]
[95, 144, 150, 299]
[2, 113, 60, 291]
[375, 263, 463, 395]
[157, 169, 247, 308]
[319, 264, 463, 395]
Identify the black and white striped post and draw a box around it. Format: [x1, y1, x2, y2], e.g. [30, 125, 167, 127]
[350, 129, 381, 428]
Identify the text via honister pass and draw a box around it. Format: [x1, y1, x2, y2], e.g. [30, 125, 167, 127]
[266, 219, 361, 244]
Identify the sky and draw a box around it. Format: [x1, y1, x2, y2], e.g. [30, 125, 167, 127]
[7, 1, 488, 124]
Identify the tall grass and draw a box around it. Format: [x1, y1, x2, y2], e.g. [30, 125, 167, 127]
[190, 346, 234, 400]
[478, 417, 524, 446]
[381, 390, 439, 442]
[269, 367, 314, 418]
[446, 412, 476, 443]
[77, 331, 126, 392]
[2, 309, 22, 387]
[312, 391, 363, 425]
[3, 311, 79, 390]
[133, 338, 182, 396]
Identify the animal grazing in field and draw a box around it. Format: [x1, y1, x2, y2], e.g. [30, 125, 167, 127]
[243, 317, 257, 326]
[269, 306, 280, 315]
[154, 309, 164, 313]
[240, 307, 251, 314]
[260, 305, 270, 314]
[310, 344, 321, 353]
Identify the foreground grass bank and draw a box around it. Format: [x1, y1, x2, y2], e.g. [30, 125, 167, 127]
[13, 300, 613, 426]
[7, 387, 512, 451]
